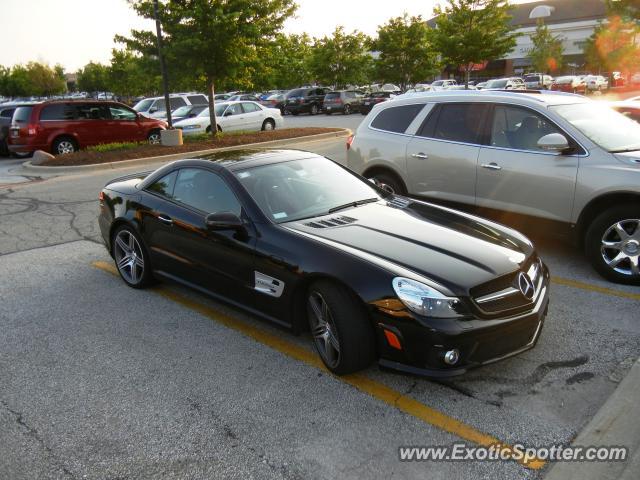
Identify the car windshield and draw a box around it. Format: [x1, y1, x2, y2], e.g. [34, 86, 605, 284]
[172, 106, 192, 116]
[486, 79, 508, 88]
[524, 75, 540, 82]
[431, 80, 444, 86]
[133, 99, 153, 112]
[234, 156, 385, 223]
[198, 103, 228, 117]
[556, 76, 574, 83]
[550, 102, 640, 152]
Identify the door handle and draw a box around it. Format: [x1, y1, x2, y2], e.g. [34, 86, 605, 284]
[481, 163, 502, 171]
[157, 215, 173, 225]
[411, 153, 429, 159]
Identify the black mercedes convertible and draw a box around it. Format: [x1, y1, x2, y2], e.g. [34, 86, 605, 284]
[98, 149, 549, 377]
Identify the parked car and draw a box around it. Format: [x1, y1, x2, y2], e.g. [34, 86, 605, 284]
[523, 73, 554, 90]
[259, 93, 287, 114]
[430, 79, 458, 91]
[609, 101, 640, 123]
[347, 91, 640, 284]
[7, 100, 167, 155]
[475, 81, 488, 90]
[133, 93, 209, 118]
[483, 77, 526, 90]
[170, 104, 208, 123]
[284, 87, 331, 115]
[99, 150, 549, 376]
[611, 71, 625, 87]
[214, 94, 231, 101]
[174, 101, 283, 135]
[227, 94, 261, 102]
[0, 103, 37, 156]
[585, 75, 608, 92]
[630, 73, 640, 85]
[323, 90, 364, 115]
[360, 92, 394, 115]
[551, 76, 587, 94]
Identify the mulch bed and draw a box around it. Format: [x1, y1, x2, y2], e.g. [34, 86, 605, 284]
[41, 128, 342, 166]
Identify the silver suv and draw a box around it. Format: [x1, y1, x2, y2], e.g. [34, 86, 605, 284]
[347, 91, 640, 284]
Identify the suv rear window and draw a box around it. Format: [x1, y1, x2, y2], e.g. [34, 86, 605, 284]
[371, 104, 424, 134]
[12, 106, 33, 123]
[187, 95, 207, 105]
[524, 75, 540, 82]
[325, 92, 341, 99]
[287, 89, 306, 98]
[40, 104, 76, 121]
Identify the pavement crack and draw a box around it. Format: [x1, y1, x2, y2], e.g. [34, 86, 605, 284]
[0, 399, 76, 479]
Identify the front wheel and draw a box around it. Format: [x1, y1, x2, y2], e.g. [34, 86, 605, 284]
[343, 104, 351, 115]
[112, 225, 154, 289]
[310, 104, 319, 115]
[147, 130, 161, 144]
[585, 206, 640, 284]
[307, 281, 375, 375]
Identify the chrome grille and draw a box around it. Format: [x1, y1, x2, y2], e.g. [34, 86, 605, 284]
[472, 258, 544, 316]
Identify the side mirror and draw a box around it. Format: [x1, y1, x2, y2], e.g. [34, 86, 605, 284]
[149, 107, 157, 113]
[224, 110, 233, 116]
[205, 211, 244, 231]
[537, 133, 570, 153]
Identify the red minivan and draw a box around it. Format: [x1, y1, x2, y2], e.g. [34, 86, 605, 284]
[8, 100, 167, 155]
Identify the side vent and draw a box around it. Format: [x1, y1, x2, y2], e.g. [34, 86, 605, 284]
[387, 196, 411, 209]
[305, 216, 357, 228]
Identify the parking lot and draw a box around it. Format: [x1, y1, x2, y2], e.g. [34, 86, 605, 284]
[1, 123, 639, 479]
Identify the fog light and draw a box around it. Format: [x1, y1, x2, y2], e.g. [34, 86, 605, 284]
[443, 349, 460, 365]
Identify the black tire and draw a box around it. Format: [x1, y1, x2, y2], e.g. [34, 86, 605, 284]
[371, 171, 406, 195]
[112, 225, 155, 289]
[51, 136, 77, 155]
[310, 104, 319, 115]
[325, 111, 332, 115]
[306, 280, 375, 375]
[205, 125, 212, 134]
[291, 111, 299, 116]
[585, 205, 640, 285]
[147, 130, 161, 144]
[343, 104, 351, 115]
[261, 119, 275, 131]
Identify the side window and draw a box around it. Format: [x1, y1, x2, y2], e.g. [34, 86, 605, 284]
[109, 105, 137, 120]
[430, 103, 488, 144]
[151, 100, 166, 112]
[40, 104, 76, 121]
[1, 109, 14, 118]
[169, 97, 187, 109]
[370, 104, 425, 134]
[75, 104, 109, 120]
[173, 168, 241, 215]
[241, 102, 260, 113]
[490, 105, 564, 152]
[225, 104, 243, 116]
[187, 95, 207, 105]
[146, 170, 178, 198]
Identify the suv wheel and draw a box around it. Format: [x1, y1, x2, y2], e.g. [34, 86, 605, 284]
[52, 137, 77, 155]
[310, 104, 319, 115]
[371, 172, 406, 195]
[585, 206, 640, 284]
[343, 104, 351, 115]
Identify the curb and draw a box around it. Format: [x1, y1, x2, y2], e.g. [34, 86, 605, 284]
[21, 129, 351, 174]
[544, 356, 640, 480]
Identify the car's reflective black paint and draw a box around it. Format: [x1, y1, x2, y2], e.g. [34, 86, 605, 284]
[98, 149, 549, 377]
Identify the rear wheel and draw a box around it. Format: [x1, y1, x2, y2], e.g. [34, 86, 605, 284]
[310, 104, 319, 115]
[307, 280, 375, 375]
[343, 104, 351, 115]
[52, 136, 77, 155]
[261, 119, 275, 131]
[585, 205, 640, 284]
[112, 225, 154, 289]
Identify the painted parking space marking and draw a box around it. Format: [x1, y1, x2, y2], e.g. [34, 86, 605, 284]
[92, 260, 545, 470]
[552, 276, 640, 301]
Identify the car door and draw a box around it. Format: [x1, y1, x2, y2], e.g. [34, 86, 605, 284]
[240, 102, 264, 131]
[405, 102, 490, 206]
[475, 104, 580, 223]
[143, 167, 256, 299]
[71, 103, 112, 146]
[105, 103, 145, 142]
[220, 103, 246, 131]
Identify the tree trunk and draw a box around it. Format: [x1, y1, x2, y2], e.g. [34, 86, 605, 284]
[208, 79, 217, 137]
[465, 67, 471, 89]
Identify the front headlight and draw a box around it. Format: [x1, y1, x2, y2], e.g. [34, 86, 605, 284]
[392, 277, 464, 319]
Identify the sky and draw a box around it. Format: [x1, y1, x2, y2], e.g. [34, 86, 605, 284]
[0, 0, 537, 72]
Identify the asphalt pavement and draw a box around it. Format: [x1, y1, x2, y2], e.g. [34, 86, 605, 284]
[1, 120, 639, 479]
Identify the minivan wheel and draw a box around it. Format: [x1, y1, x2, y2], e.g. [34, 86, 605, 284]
[371, 172, 406, 195]
[343, 104, 351, 115]
[306, 280, 375, 375]
[147, 130, 162, 144]
[585, 205, 640, 284]
[52, 137, 77, 155]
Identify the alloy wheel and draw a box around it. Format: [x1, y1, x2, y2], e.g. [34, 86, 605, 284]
[57, 141, 75, 154]
[114, 230, 145, 284]
[308, 291, 341, 368]
[148, 132, 161, 144]
[600, 219, 640, 277]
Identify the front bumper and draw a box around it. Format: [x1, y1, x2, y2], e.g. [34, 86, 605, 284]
[373, 270, 550, 378]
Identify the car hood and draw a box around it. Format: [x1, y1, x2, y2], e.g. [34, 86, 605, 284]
[285, 199, 534, 295]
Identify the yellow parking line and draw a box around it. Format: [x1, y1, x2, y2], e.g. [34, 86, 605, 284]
[92, 260, 545, 470]
[552, 276, 640, 301]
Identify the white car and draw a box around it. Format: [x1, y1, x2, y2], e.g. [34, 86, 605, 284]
[174, 101, 283, 135]
[430, 79, 458, 91]
[585, 75, 608, 92]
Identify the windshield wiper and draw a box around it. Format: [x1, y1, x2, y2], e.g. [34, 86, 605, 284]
[328, 197, 379, 214]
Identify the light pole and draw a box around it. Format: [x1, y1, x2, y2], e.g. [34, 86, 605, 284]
[153, 0, 172, 128]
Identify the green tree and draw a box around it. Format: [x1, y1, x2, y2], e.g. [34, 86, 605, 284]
[3, 65, 34, 97]
[527, 19, 564, 73]
[0, 66, 9, 97]
[77, 62, 110, 94]
[607, 0, 640, 23]
[372, 14, 439, 91]
[430, 0, 518, 88]
[109, 49, 157, 98]
[256, 33, 313, 90]
[310, 26, 373, 88]
[118, 0, 296, 134]
[25, 62, 67, 96]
